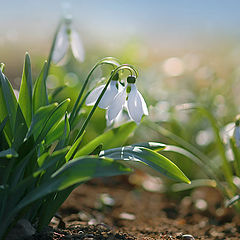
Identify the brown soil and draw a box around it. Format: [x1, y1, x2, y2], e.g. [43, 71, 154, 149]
[31, 175, 240, 240]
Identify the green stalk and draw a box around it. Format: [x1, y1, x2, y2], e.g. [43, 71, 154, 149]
[43, 20, 63, 86]
[69, 64, 98, 125]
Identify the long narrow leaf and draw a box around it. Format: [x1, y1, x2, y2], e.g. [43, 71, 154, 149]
[36, 99, 70, 143]
[33, 61, 48, 113]
[0, 117, 8, 149]
[18, 53, 33, 127]
[100, 146, 190, 184]
[26, 103, 58, 140]
[44, 114, 70, 147]
[0, 117, 8, 135]
[65, 132, 85, 162]
[0, 70, 18, 142]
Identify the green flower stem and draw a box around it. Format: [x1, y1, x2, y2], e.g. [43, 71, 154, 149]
[44, 20, 63, 85]
[69, 64, 138, 160]
[74, 91, 91, 118]
[69, 57, 121, 126]
[69, 64, 98, 125]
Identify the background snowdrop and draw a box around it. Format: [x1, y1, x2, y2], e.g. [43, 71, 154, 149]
[52, 17, 85, 64]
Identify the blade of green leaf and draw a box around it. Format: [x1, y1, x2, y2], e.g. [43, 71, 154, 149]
[0, 70, 18, 142]
[100, 146, 191, 184]
[163, 145, 218, 180]
[26, 103, 58, 140]
[10, 148, 36, 187]
[44, 118, 67, 146]
[56, 113, 70, 150]
[33, 61, 48, 113]
[44, 113, 70, 147]
[74, 121, 137, 157]
[0, 117, 8, 135]
[65, 132, 85, 162]
[18, 53, 33, 127]
[34, 147, 70, 178]
[36, 99, 70, 143]
[12, 105, 29, 150]
[171, 179, 216, 192]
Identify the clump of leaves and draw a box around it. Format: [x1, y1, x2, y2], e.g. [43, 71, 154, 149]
[0, 52, 190, 239]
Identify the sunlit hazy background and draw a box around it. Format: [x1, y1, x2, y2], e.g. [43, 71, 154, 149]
[2, 0, 240, 79]
[2, 0, 240, 185]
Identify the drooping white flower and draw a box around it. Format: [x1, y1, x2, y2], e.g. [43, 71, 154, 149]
[127, 83, 148, 124]
[85, 80, 119, 109]
[107, 76, 148, 124]
[52, 18, 85, 64]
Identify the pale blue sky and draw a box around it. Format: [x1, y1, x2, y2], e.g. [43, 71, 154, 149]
[1, 0, 240, 40]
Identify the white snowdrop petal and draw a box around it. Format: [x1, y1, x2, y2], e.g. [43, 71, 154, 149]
[127, 85, 144, 124]
[107, 87, 127, 121]
[98, 81, 118, 109]
[71, 29, 85, 62]
[85, 85, 105, 106]
[137, 90, 149, 116]
[52, 24, 69, 64]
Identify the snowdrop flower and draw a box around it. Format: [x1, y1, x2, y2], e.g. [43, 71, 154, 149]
[107, 76, 148, 124]
[85, 73, 120, 109]
[52, 17, 85, 64]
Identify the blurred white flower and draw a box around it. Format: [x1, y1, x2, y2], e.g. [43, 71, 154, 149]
[107, 76, 148, 124]
[52, 18, 85, 64]
[85, 80, 119, 109]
